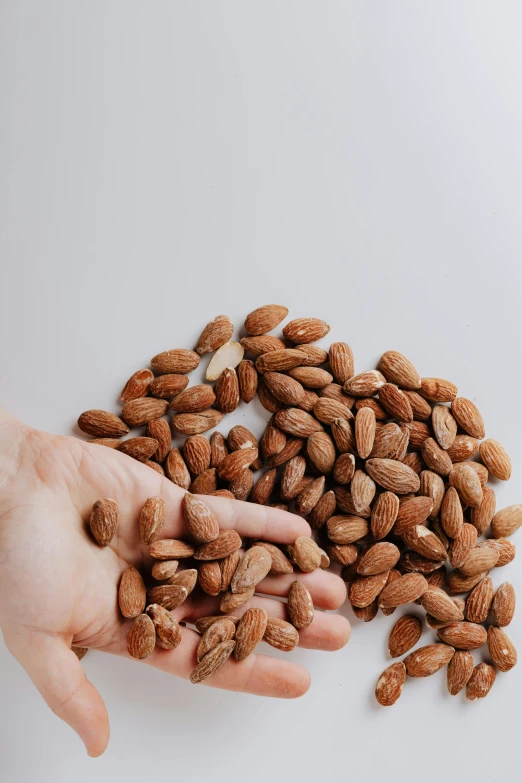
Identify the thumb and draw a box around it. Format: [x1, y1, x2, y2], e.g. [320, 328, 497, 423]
[5, 628, 110, 757]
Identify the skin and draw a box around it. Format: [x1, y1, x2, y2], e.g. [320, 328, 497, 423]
[0, 408, 350, 757]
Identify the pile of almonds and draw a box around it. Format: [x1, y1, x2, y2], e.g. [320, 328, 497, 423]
[76, 305, 520, 698]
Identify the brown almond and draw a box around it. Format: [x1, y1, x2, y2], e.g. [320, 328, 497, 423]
[195, 615, 240, 634]
[121, 398, 168, 427]
[375, 662, 407, 707]
[332, 453, 355, 485]
[404, 644, 455, 677]
[479, 438, 512, 480]
[355, 398, 388, 421]
[288, 581, 314, 629]
[449, 463, 483, 507]
[139, 497, 166, 545]
[219, 550, 242, 592]
[151, 348, 200, 375]
[344, 370, 387, 397]
[420, 378, 458, 403]
[231, 546, 272, 592]
[314, 398, 353, 426]
[463, 460, 489, 485]
[257, 376, 283, 413]
[255, 542, 294, 575]
[149, 539, 195, 560]
[170, 384, 216, 414]
[190, 468, 218, 495]
[89, 498, 119, 546]
[182, 493, 219, 543]
[264, 371, 305, 405]
[307, 431, 336, 474]
[229, 468, 254, 500]
[240, 335, 286, 355]
[308, 490, 337, 530]
[146, 584, 188, 611]
[470, 486, 496, 535]
[217, 448, 258, 481]
[165, 448, 191, 489]
[293, 537, 322, 573]
[421, 437, 453, 476]
[118, 437, 158, 462]
[490, 582, 516, 627]
[263, 618, 299, 652]
[451, 397, 485, 439]
[165, 567, 197, 592]
[328, 543, 358, 566]
[88, 438, 122, 448]
[266, 437, 305, 468]
[331, 417, 356, 453]
[276, 408, 324, 437]
[146, 604, 182, 650]
[194, 529, 242, 561]
[214, 368, 240, 413]
[351, 470, 376, 514]
[402, 526, 447, 561]
[465, 577, 494, 623]
[439, 486, 463, 538]
[421, 586, 464, 622]
[196, 618, 236, 661]
[295, 476, 325, 515]
[379, 351, 421, 390]
[120, 368, 154, 402]
[333, 486, 371, 517]
[404, 391, 433, 420]
[172, 409, 224, 435]
[365, 458, 420, 494]
[244, 304, 288, 335]
[119, 566, 146, 618]
[260, 417, 286, 458]
[371, 492, 400, 540]
[127, 614, 156, 659]
[296, 344, 329, 366]
[190, 640, 235, 684]
[447, 434, 479, 463]
[353, 601, 379, 622]
[432, 405, 457, 450]
[379, 384, 413, 422]
[250, 469, 277, 505]
[288, 366, 333, 389]
[196, 315, 234, 355]
[327, 515, 369, 544]
[234, 608, 268, 661]
[483, 538, 516, 567]
[329, 342, 354, 383]
[198, 561, 222, 596]
[446, 570, 488, 595]
[491, 504, 522, 538]
[447, 650, 474, 695]
[370, 423, 403, 459]
[220, 588, 255, 613]
[377, 573, 428, 609]
[237, 360, 258, 403]
[183, 435, 211, 476]
[419, 470, 445, 520]
[357, 542, 400, 576]
[401, 453, 424, 474]
[388, 615, 422, 658]
[437, 621, 487, 650]
[146, 418, 171, 462]
[256, 349, 308, 374]
[349, 571, 389, 608]
[78, 410, 130, 438]
[152, 560, 179, 581]
[466, 663, 495, 700]
[459, 544, 499, 576]
[280, 456, 306, 501]
[150, 374, 190, 400]
[394, 496, 433, 535]
[355, 406, 376, 459]
[283, 318, 330, 344]
[448, 522, 478, 568]
[319, 383, 355, 409]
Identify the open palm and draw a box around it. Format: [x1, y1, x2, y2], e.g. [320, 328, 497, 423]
[0, 411, 350, 757]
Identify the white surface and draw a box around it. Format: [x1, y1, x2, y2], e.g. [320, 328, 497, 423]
[1, 2, 521, 781]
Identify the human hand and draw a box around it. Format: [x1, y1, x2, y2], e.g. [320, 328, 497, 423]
[0, 409, 350, 757]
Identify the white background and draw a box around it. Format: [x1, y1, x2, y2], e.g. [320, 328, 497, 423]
[1, 2, 521, 781]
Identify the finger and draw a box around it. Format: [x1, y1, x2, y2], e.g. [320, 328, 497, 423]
[178, 593, 351, 652]
[5, 628, 110, 757]
[255, 570, 347, 610]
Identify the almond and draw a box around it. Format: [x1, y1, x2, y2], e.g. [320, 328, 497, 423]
[331, 417, 356, 453]
[220, 587, 255, 613]
[357, 542, 400, 576]
[491, 582, 516, 627]
[365, 458, 420, 494]
[266, 437, 305, 468]
[296, 344, 329, 366]
[280, 456, 306, 501]
[244, 304, 288, 335]
[256, 349, 308, 374]
[150, 374, 190, 399]
[152, 560, 178, 581]
[466, 663, 495, 700]
[255, 542, 294, 575]
[196, 315, 234, 355]
[118, 437, 158, 461]
[194, 529, 242, 561]
[146, 584, 188, 611]
[459, 544, 499, 576]
[375, 662, 407, 706]
[295, 475, 325, 515]
[465, 577, 494, 623]
[370, 423, 403, 459]
[190, 640, 235, 684]
[432, 405, 457, 450]
[196, 618, 236, 661]
[483, 538, 516, 567]
[182, 493, 219, 543]
[421, 437, 453, 476]
[333, 486, 370, 517]
[183, 435, 211, 475]
[283, 317, 330, 344]
[231, 546, 272, 592]
[355, 398, 388, 421]
[344, 370, 387, 397]
[293, 537, 322, 572]
[351, 470, 376, 513]
[89, 498, 119, 546]
[234, 608, 268, 661]
[165, 448, 191, 489]
[288, 581, 314, 629]
[78, 410, 130, 438]
[379, 384, 413, 422]
[400, 552, 445, 574]
[379, 351, 421, 390]
[195, 615, 240, 634]
[249, 469, 277, 505]
[219, 550, 242, 592]
[447, 651, 474, 695]
[172, 409, 224, 436]
[88, 438, 122, 448]
[146, 418, 171, 462]
[404, 644, 455, 677]
[308, 490, 337, 529]
[388, 615, 422, 657]
[213, 368, 239, 413]
[404, 391, 433, 420]
[206, 341, 244, 381]
[327, 515, 369, 544]
[491, 504, 522, 538]
[437, 621, 487, 650]
[371, 492, 400, 540]
[355, 406, 376, 459]
[198, 561, 222, 596]
[470, 486, 496, 535]
[229, 468, 254, 500]
[260, 417, 286, 458]
[314, 398, 353, 425]
[119, 566, 147, 618]
[353, 601, 379, 622]
[145, 461, 165, 478]
[448, 522, 478, 569]
[217, 447, 258, 480]
[146, 604, 182, 650]
[276, 407, 325, 437]
[263, 618, 299, 651]
[240, 335, 286, 355]
[420, 378, 458, 403]
[122, 398, 170, 427]
[402, 453, 424, 474]
[377, 573, 428, 609]
[419, 470, 445, 520]
[149, 539, 195, 559]
[303, 432, 334, 475]
[421, 586, 464, 622]
[120, 368, 154, 402]
[332, 453, 355, 485]
[190, 468, 218, 495]
[139, 497, 166, 545]
[329, 342, 355, 383]
[349, 571, 389, 608]
[297, 389, 320, 412]
[151, 349, 200, 375]
[127, 614, 156, 659]
[212, 490, 235, 498]
[463, 460, 489, 485]
[449, 463, 483, 507]
[328, 543, 358, 566]
[447, 434, 479, 463]
[394, 496, 433, 535]
[237, 360, 258, 403]
[288, 366, 333, 389]
[170, 384, 216, 413]
[479, 438, 512, 480]
[319, 383, 355, 409]
[451, 397, 485, 439]
[264, 371, 305, 405]
[439, 487, 463, 538]
[446, 570, 488, 595]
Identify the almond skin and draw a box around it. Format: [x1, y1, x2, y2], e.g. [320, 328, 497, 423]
[487, 626, 517, 672]
[196, 314, 234, 355]
[233, 608, 268, 661]
[404, 391, 432, 421]
[388, 615, 422, 658]
[491, 582, 516, 627]
[88, 438, 122, 448]
[377, 573, 428, 610]
[402, 525, 448, 561]
[170, 385, 216, 413]
[491, 504, 522, 538]
[89, 498, 119, 546]
[421, 438, 453, 476]
[371, 492, 400, 541]
[119, 566, 147, 618]
[237, 360, 258, 403]
[194, 529, 242, 561]
[146, 585, 188, 611]
[297, 344, 329, 366]
[283, 317, 330, 344]
[263, 618, 299, 651]
[370, 423, 403, 459]
[220, 587, 255, 613]
[122, 398, 169, 426]
[466, 663, 495, 700]
[394, 496, 433, 535]
[240, 335, 286, 355]
[404, 644, 455, 677]
[256, 349, 308, 374]
[437, 621, 487, 650]
[332, 453, 356, 485]
[259, 378, 287, 413]
[308, 490, 337, 530]
[152, 560, 178, 581]
[327, 515, 369, 544]
[440, 486, 464, 538]
[484, 537, 516, 566]
[219, 550, 242, 592]
[196, 618, 236, 661]
[379, 384, 413, 423]
[260, 417, 287, 459]
[149, 539, 195, 559]
[459, 544, 499, 576]
[447, 434, 479, 463]
[357, 542, 400, 576]
[139, 497, 166, 545]
[120, 368, 154, 402]
[182, 493, 219, 543]
[314, 398, 353, 425]
[146, 418, 171, 462]
[210, 432, 228, 467]
[344, 370, 386, 397]
[190, 640, 235, 684]
[307, 431, 336, 474]
[229, 468, 254, 501]
[118, 437, 158, 462]
[165, 448, 191, 489]
[146, 604, 182, 650]
[197, 561, 222, 596]
[231, 546, 272, 592]
[448, 523, 478, 569]
[432, 405, 457, 450]
[470, 486, 496, 535]
[264, 371, 305, 405]
[292, 537, 323, 572]
[295, 476, 325, 515]
[127, 614, 156, 659]
[249, 469, 277, 505]
[172, 410, 225, 436]
[421, 587, 464, 622]
[420, 378, 458, 403]
[419, 470, 445, 520]
[375, 662, 407, 706]
[288, 366, 333, 389]
[365, 458, 420, 494]
[479, 438, 512, 480]
[329, 342, 354, 383]
[446, 570, 488, 595]
[449, 463, 483, 507]
[255, 542, 294, 575]
[465, 577, 494, 624]
[78, 410, 129, 438]
[451, 397, 485, 439]
[183, 435, 211, 475]
[244, 304, 288, 335]
[190, 468, 218, 495]
[288, 581, 314, 629]
[355, 407, 377, 459]
[320, 383, 355, 409]
[276, 407, 324, 437]
[151, 348, 200, 375]
[146, 460, 165, 474]
[447, 651, 474, 695]
[331, 417, 356, 453]
[195, 615, 240, 634]
[217, 447, 259, 480]
[349, 571, 389, 608]
[214, 368, 240, 413]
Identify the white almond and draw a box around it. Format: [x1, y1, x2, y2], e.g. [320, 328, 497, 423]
[206, 342, 245, 381]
